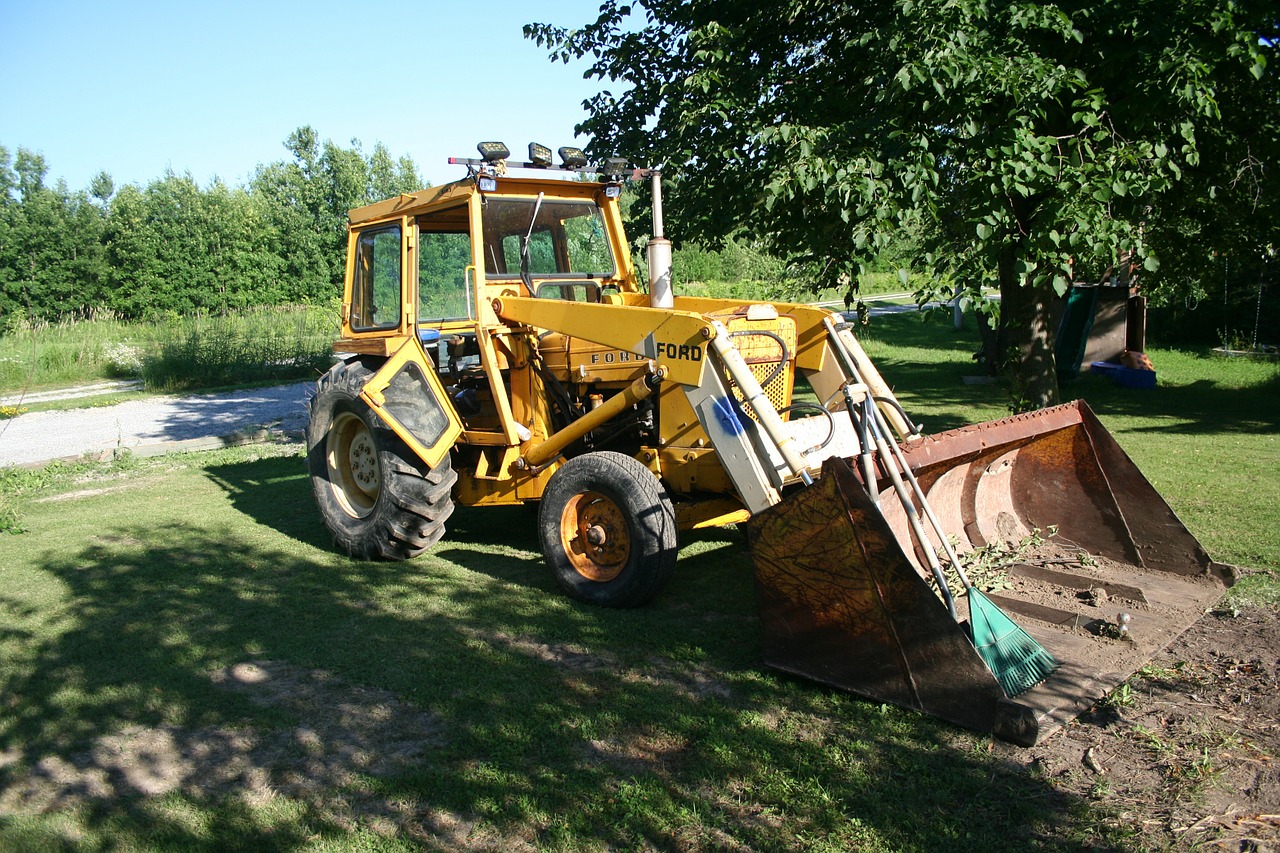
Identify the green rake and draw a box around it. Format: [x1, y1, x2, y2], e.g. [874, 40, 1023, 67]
[824, 317, 1059, 697]
[966, 586, 1059, 697]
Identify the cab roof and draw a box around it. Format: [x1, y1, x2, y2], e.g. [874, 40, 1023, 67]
[347, 174, 610, 227]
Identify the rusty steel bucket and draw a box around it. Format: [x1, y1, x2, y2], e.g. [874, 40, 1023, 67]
[748, 400, 1235, 745]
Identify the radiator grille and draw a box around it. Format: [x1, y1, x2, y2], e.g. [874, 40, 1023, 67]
[713, 312, 797, 420]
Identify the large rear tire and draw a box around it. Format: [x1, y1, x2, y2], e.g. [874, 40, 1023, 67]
[307, 359, 457, 560]
[538, 451, 678, 608]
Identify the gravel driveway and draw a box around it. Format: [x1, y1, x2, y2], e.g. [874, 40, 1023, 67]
[0, 381, 313, 467]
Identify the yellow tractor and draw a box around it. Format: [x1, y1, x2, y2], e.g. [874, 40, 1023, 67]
[307, 142, 1234, 745]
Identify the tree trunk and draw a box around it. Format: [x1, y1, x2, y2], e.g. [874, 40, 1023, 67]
[975, 308, 1008, 376]
[998, 245, 1060, 410]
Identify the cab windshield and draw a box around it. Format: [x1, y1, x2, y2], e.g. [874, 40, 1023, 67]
[481, 197, 615, 280]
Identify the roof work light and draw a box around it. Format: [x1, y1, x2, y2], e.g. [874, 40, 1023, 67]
[559, 147, 589, 169]
[528, 143, 554, 167]
[476, 141, 510, 163]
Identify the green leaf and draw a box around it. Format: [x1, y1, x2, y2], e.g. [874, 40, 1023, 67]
[976, 222, 992, 240]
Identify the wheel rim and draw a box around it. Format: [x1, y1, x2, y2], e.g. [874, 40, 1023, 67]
[559, 490, 630, 582]
[326, 411, 381, 518]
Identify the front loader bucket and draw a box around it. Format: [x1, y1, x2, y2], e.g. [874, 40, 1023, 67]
[749, 401, 1234, 746]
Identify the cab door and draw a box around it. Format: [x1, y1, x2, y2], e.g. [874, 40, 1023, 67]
[360, 339, 463, 469]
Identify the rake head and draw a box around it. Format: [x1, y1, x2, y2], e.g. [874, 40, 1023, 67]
[968, 588, 1060, 697]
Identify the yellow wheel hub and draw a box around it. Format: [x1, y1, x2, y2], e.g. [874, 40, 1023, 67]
[560, 490, 630, 582]
[327, 411, 381, 518]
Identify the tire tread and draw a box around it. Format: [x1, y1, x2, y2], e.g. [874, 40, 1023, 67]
[307, 359, 456, 561]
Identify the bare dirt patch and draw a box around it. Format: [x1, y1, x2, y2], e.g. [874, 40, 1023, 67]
[996, 607, 1280, 850]
[35, 485, 136, 503]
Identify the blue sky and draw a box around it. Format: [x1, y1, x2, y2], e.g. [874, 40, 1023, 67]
[0, 0, 610, 192]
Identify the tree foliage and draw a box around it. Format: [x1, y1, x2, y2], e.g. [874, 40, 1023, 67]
[0, 128, 426, 325]
[0, 148, 108, 321]
[529, 0, 1278, 406]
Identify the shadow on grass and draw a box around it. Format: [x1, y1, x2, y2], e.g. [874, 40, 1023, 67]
[1068, 372, 1280, 435]
[0, 454, 1127, 851]
[202, 451, 331, 549]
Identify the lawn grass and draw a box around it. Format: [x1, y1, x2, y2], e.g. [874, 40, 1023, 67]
[0, 445, 1104, 851]
[1, 313, 1276, 850]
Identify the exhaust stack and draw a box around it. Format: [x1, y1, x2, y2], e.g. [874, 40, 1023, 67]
[646, 169, 673, 308]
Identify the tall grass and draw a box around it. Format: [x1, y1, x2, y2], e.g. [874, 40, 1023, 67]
[139, 306, 336, 391]
[0, 310, 143, 391]
[0, 305, 338, 394]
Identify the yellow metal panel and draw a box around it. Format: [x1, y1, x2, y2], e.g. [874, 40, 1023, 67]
[474, 326, 521, 445]
[672, 296, 838, 372]
[460, 431, 511, 446]
[674, 497, 751, 531]
[779, 303, 843, 372]
[547, 336, 653, 385]
[349, 181, 471, 225]
[703, 309, 797, 416]
[659, 446, 735, 495]
[454, 460, 559, 506]
[493, 296, 714, 387]
[656, 384, 711, 450]
[596, 188, 640, 292]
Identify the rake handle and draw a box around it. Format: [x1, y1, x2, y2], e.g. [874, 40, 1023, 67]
[822, 315, 972, 593]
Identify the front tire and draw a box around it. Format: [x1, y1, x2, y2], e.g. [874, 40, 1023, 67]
[307, 359, 457, 560]
[538, 451, 678, 608]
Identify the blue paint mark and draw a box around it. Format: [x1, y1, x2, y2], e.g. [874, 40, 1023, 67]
[712, 396, 744, 437]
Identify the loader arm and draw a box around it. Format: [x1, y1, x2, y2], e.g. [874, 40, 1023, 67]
[493, 295, 806, 513]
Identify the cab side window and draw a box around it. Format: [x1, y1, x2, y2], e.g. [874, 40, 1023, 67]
[419, 230, 473, 321]
[350, 225, 402, 331]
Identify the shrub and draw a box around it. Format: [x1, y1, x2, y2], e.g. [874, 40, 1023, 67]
[102, 343, 143, 377]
